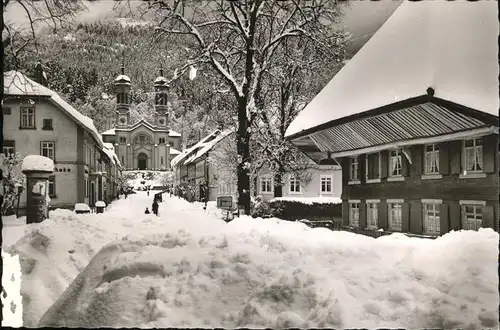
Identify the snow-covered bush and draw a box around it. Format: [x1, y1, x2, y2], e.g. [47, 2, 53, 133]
[269, 199, 342, 221]
[1, 153, 26, 215]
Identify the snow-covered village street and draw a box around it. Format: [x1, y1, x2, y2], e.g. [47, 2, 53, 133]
[3, 190, 499, 328]
[2, 0, 499, 328]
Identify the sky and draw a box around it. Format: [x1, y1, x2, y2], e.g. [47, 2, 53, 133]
[4, 0, 403, 57]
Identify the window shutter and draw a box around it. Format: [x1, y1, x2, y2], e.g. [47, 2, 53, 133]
[450, 141, 461, 174]
[378, 200, 388, 229]
[410, 201, 423, 234]
[374, 153, 380, 178]
[439, 142, 450, 175]
[380, 151, 388, 179]
[412, 145, 423, 176]
[342, 200, 349, 226]
[449, 203, 461, 230]
[402, 202, 410, 232]
[358, 155, 364, 183]
[482, 134, 496, 174]
[439, 203, 449, 235]
[482, 205, 494, 229]
[341, 158, 349, 186]
[359, 202, 367, 229]
[402, 153, 410, 177]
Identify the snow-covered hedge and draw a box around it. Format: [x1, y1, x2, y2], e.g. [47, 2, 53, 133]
[253, 197, 342, 220]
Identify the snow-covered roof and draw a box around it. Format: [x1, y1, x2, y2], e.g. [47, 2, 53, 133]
[4, 71, 105, 149]
[169, 130, 181, 137]
[102, 143, 121, 167]
[171, 130, 223, 168]
[114, 74, 131, 83]
[169, 147, 181, 155]
[285, 0, 499, 138]
[184, 129, 234, 165]
[22, 155, 54, 172]
[102, 128, 115, 136]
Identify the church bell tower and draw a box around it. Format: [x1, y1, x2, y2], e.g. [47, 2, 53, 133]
[114, 64, 131, 128]
[154, 66, 169, 128]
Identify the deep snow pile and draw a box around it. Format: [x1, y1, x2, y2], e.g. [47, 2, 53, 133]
[4, 193, 499, 329]
[126, 170, 168, 189]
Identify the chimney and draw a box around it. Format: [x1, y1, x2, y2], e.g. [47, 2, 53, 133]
[34, 61, 47, 86]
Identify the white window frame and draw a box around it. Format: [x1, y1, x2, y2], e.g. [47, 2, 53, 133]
[260, 175, 273, 194]
[348, 157, 360, 184]
[320, 175, 333, 194]
[422, 199, 442, 235]
[48, 176, 56, 197]
[365, 152, 381, 183]
[366, 199, 380, 229]
[41, 142, 55, 160]
[349, 200, 360, 227]
[388, 199, 403, 231]
[3, 146, 15, 157]
[423, 144, 441, 177]
[459, 200, 484, 231]
[388, 149, 404, 181]
[289, 175, 301, 194]
[20, 107, 35, 128]
[460, 138, 485, 178]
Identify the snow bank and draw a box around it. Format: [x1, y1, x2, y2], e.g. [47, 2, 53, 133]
[271, 196, 342, 204]
[4, 192, 498, 328]
[74, 203, 91, 212]
[21, 155, 54, 172]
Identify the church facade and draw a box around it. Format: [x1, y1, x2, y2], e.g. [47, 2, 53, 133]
[102, 68, 182, 171]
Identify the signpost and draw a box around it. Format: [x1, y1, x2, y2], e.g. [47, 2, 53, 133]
[217, 196, 235, 221]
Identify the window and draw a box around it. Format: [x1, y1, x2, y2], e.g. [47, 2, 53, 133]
[320, 175, 332, 193]
[159, 137, 166, 144]
[3, 140, 15, 157]
[289, 176, 301, 193]
[389, 149, 403, 177]
[169, 141, 174, 146]
[48, 176, 56, 197]
[20, 107, 35, 128]
[85, 178, 89, 197]
[160, 156, 164, 165]
[388, 202, 403, 231]
[119, 137, 126, 143]
[367, 201, 379, 229]
[41, 142, 55, 160]
[464, 138, 483, 173]
[42, 119, 53, 130]
[2, 107, 11, 115]
[423, 202, 440, 235]
[260, 175, 273, 193]
[424, 144, 440, 174]
[461, 203, 483, 230]
[349, 201, 360, 227]
[366, 153, 380, 181]
[349, 157, 359, 181]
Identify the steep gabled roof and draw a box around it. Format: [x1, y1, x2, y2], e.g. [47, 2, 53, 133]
[4, 70, 104, 148]
[286, 0, 499, 138]
[184, 128, 234, 165]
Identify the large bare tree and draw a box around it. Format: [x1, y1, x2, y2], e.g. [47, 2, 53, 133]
[136, 0, 348, 214]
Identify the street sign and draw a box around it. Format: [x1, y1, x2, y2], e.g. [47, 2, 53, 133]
[217, 196, 233, 210]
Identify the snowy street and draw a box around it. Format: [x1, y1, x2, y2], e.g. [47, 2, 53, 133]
[3, 191, 499, 329]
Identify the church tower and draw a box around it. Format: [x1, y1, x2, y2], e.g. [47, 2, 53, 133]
[114, 64, 131, 128]
[154, 66, 169, 128]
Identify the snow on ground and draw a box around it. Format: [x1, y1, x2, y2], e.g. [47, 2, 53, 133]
[126, 170, 168, 189]
[3, 193, 498, 328]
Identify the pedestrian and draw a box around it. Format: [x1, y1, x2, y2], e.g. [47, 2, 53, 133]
[147, 190, 150, 196]
[144, 207, 150, 214]
[152, 199, 159, 216]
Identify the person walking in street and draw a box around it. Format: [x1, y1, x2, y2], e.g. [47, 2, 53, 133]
[152, 199, 159, 216]
[144, 207, 150, 214]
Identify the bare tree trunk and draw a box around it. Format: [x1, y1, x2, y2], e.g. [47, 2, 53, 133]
[273, 164, 286, 198]
[236, 99, 251, 215]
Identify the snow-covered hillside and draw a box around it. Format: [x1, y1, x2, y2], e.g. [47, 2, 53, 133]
[3, 192, 498, 328]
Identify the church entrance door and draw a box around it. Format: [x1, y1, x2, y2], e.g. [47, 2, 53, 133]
[137, 153, 148, 170]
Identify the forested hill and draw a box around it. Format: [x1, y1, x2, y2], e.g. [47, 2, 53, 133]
[4, 20, 233, 147]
